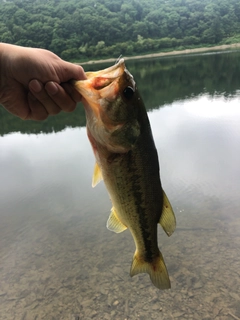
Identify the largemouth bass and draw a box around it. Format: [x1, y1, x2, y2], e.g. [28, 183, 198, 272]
[73, 59, 176, 290]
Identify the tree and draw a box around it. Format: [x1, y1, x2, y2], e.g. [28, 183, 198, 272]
[1, 0, 240, 61]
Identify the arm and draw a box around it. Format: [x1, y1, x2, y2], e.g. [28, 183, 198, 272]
[0, 43, 86, 120]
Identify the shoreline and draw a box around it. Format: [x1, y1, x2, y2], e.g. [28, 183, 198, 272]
[78, 43, 240, 65]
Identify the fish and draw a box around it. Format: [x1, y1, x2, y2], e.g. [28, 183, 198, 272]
[73, 59, 176, 290]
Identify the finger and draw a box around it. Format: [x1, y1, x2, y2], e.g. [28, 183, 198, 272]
[26, 92, 48, 120]
[29, 79, 61, 115]
[61, 82, 82, 103]
[59, 63, 86, 82]
[45, 81, 79, 113]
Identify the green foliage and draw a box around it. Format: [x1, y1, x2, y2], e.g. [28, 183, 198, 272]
[0, 0, 240, 61]
[222, 34, 240, 44]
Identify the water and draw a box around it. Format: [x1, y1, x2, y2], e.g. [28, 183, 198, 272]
[0, 51, 240, 320]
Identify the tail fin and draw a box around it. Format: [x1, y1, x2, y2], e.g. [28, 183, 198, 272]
[130, 251, 171, 290]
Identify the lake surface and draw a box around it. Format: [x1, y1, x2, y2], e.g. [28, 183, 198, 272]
[0, 50, 240, 320]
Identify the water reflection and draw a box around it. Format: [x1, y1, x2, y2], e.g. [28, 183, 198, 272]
[149, 95, 240, 215]
[1, 53, 240, 319]
[0, 128, 93, 210]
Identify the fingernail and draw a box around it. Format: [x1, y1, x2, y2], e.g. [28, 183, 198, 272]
[45, 82, 58, 95]
[29, 79, 42, 93]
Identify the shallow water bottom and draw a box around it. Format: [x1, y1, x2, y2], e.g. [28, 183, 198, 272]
[0, 198, 240, 320]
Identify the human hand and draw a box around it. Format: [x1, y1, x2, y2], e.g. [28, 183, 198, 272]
[0, 43, 86, 120]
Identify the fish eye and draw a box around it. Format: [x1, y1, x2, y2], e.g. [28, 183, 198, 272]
[123, 86, 134, 100]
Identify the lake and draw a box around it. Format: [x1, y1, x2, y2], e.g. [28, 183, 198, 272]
[0, 50, 240, 320]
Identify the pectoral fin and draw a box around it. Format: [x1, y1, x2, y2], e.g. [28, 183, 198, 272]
[92, 162, 103, 187]
[159, 190, 176, 236]
[107, 207, 127, 233]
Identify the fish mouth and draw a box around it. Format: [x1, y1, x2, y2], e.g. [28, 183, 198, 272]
[73, 59, 133, 153]
[83, 58, 125, 88]
[73, 58, 126, 113]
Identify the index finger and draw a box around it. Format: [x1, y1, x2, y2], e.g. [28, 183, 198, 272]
[61, 82, 83, 104]
[45, 81, 81, 113]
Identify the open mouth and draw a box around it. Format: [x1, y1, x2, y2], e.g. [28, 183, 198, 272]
[72, 59, 127, 115]
[73, 59, 125, 93]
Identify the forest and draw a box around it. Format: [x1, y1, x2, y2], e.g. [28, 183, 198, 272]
[0, 0, 240, 61]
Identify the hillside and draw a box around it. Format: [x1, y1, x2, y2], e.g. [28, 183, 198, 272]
[0, 0, 240, 61]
